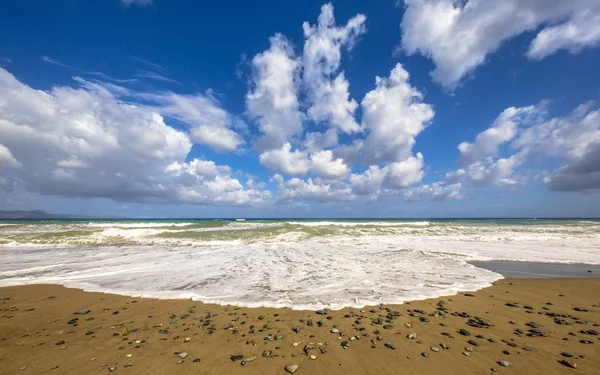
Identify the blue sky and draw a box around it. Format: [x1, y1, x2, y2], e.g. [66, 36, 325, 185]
[1, 0, 599, 218]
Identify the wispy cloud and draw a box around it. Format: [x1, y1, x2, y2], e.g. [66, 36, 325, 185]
[0, 57, 11, 67]
[87, 71, 139, 84]
[42, 56, 74, 69]
[135, 70, 181, 85]
[121, 0, 153, 7]
[42, 56, 138, 84]
[129, 55, 168, 73]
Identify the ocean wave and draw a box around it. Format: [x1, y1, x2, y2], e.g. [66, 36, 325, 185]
[284, 221, 430, 227]
[85, 222, 197, 228]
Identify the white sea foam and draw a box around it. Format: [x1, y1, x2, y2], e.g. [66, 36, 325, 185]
[0, 220, 599, 309]
[85, 222, 196, 228]
[284, 221, 430, 227]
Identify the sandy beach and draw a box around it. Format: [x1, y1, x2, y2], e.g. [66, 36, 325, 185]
[1, 278, 599, 375]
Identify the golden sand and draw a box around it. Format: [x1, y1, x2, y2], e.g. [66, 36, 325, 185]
[1, 279, 599, 374]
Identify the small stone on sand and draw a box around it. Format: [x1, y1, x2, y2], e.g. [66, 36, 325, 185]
[284, 364, 298, 374]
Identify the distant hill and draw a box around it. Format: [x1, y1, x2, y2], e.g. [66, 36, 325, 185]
[0, 210, 121, 219]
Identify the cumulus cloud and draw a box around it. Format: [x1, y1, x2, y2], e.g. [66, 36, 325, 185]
[0, 144, 22, 169]
[141, 91, 245, 152]
[528, 8, 600, 60]
[444, 101, 600, 193]
[349, 165, 387, 195]
[0, 67, 266, 205]
[246, 34, 303, 151]
[362, 63, 434, 165]
[400, 0, 600, 87]
[310, 149, 350, 179]
[544, 141, 600, 192]
[458, 105, 537, 166]
[259, 143, 350, 180]
[273, 174, 354, 203]
[403, 182, 463, 202]
[303, 3, 366, 134]
[383, 153, 425, 188]
[259, 143, 311, 177]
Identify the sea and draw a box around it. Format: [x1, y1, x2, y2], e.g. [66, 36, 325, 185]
[1, 218, 599, 310]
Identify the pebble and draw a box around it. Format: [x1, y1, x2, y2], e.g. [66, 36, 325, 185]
[19, 366, 27, 371]
[310, 355, 317, 360]
[440, 343, 448, 350]
[522, 346, 534, 351]
[465, 346, 473, 352]
[193, 358, 201, 363]
[262, 350, 271, 357]
[108, 367, 116, 372]
[230, 355, 243, 361]
[177, 352, 188, 359]
[462, 352, 470, 356]
[55, 340, 65, 345]
[241, 356, 256, 366]
[384, 342, 395, 350]
[407, 333, 417, 339]
[560, 360, 577, 368]
[459, 329, 470, 336]
[421, 352, 429, 358]
[497, 360, 511, 367]
[430, 346, 439, 352]
[126, 354, 133, 358]
[502, 350, 510, 355]
[330, 328, 339, 333]
[561, 352, 573, 357]
[284, 364, 298, 374]
[467, 340, 479, 346]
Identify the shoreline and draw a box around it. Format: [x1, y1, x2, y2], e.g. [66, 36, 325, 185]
[1, 279, 599, 374]
[469, 260, 600, 279]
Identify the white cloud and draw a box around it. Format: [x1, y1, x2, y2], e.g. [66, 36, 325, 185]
[274, 175, 354, 203]
[135, 70, 181, 85]
[303, 3, 366, 134]
[259, 143, 350, 180]
[332, 139, 363, 166]
[122, 0, 152, 6]
[461, 154, 525, 187]
[362, 63, 434, 165]
[0, 67, 265, 206]
[134, 91, 245, 152]
[303, 128, 339, 153]
[528, 8, 600, 60]
[259, 143, 311, 177]
[458, 105, 537, 166]
[246, 34, 303, 151]
[310, 149, 349, 179]
[383, 153, 425, 188]
[445, 101, 600, 192]
[350, 165, 387, 195]
[403, 182, 463, 202]
[400, 0, 600, 87]
[0, 144, 22, 169]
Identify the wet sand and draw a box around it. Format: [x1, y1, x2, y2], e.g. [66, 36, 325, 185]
[470, 261, 600, 279]
[1, 279, 599, 374]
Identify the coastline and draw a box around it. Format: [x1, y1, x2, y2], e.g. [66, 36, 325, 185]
[1, 278, 599, 374]
[469, 261, 600, 279]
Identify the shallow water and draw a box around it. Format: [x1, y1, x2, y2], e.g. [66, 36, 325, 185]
[1, 219, 599, 309]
